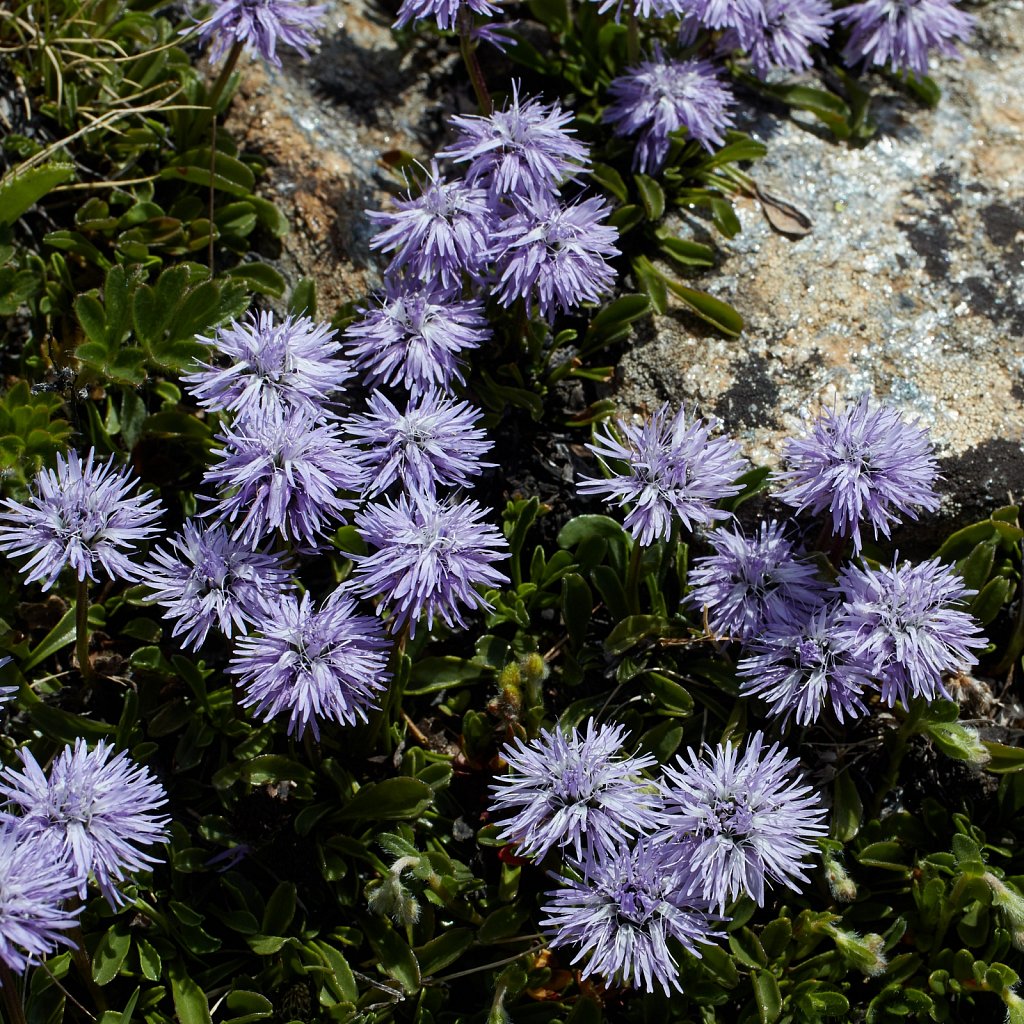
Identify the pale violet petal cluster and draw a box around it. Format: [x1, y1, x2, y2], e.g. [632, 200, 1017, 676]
[345, 282, 490, 392]
[838, 0, 975, 76]
[193, 0, 327, 67]
[393, 0, 500, 30]
[836, 558, 986, 706]
[347, 389, 494, 497]
[540, 839, 722, 995]
[353, 493, 509, 637]
[490, 721, 660, 863]
[578, 405, 746, 546]
[205, 405, 359, 548]
[721, 0, 835, 76]
[659, 732, 827, 911]
[0, 740, 169, 908]
[0, 821, 82, 972]
[685, 520, 826, 640]
[441, 83, 590, 200]
[775, 396, 940, 553]
[230, 589, 391, 738]
[145, 519, 294, 650]
[604, 47, 735, 172]
[0, 448, 163, 591]
[185, 312, 351, 422]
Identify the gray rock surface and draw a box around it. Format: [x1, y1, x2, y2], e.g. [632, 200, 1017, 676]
[615, 1, 1024, 521]
[223, 0, 1024, 518]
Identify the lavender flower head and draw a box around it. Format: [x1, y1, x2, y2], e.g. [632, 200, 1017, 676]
[722, 0, 835, 76]
[776, 397, 940, 553]
[660, 732, 827, 910]
[0, 448, 163, 591]
[193, 0, 326, 67]
[492, 196, 620, 319]
[578, 405, 746, 546]
[205, 405, 359, 548]
[490, 720, 660, 864]
[0, 657, 15, 709]
[837, 558, 986, 706]
[838, 0, 975, 77]
[353, 493, 509, 637]
[345, 281, 490, 392]
[230, 588, 390, 738]
[737, 604, 873, 725]
[682, 0, 764, 33]
[185, 312, 351, 423]
[347, 389, 493, 497]
[0, 821, 82, 973]
[685, 520, 826, 641]
[540, 838, 723, 995]
[145, 519, 294, 650]
[393, 0, 500, 30]
[604, 48, 735, 172]
[0, 740, 169, 908]
[440, 84, 590, 200]
[368, 163, 494, 292]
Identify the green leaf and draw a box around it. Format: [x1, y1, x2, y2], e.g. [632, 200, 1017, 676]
[655, 231, 715, 268]
[92, 927, 131, 986]
[167, 961, 212, 1024]
[634, 173, 665, 221]
[406, 656, 489, 695]
[642, 671, 694, 715]
[362, 915, 421, 994]
[604, 615, 667, 656]
[557, 514, 627, 548]
[982, 741, 1024, 773]
[415, 929, 474, 976]
[223, 990, 273, 1024]
[664, 278, 744, 336]
[832, 769, 863, 841]
[160, 148, 256, 196]
[337, 778, 434, 821]
[236, 754, 315, 787]
[313, 941, 359, 1002]
[261, 881, 296, 935]
[0, 162, 75, 226]
[764, 83, 854, 139]
[971, 576, 1015, 627]
[561, 573, 593, 650]
[21, 605, 78, 670]
[631, 255, 667, 314]
[223, 261, 286, 297]
[478, 906, 531, 943]
[590, 162, 628, 203]
[753, 969, 782, 1024]
[289, 278, 317, 319]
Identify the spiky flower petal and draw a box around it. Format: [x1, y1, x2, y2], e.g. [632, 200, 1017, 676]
[184, 312, 351, 423]
[578, 405, 746, 546]
[490, 720, 660, 863]
[541, 839, 723, 995]
[660, 732, 827, 910]
[722, 0, 835, 76]
[193, 0, 326, 67]
[776, 397, 940, 553]
[0, 449, 163, 591]
[393, 0, 500, 30]
[836, 558, 986, 706]
[353, 493, 509, 637]
[0, 740, 169, 908]
[230, 589, 390, 738]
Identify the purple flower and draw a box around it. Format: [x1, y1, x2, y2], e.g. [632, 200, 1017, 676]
[776, 397, 941, 553]
[184, 312, 351, 423]
[737, 604, 873, 724]
[0, 821, 81, 973]
[205, 405, 359, 548]
[722, 0, 835, 76]
[393, 0, 500, 30]
[347, 389, 493, 498]
[838, 0, 975, 77]
[490, 720, 660, 864]
[578, 405, 746, 546]
[144, 519, 294, 650]
[230, 588, 390, 739]
[440, 84, 590, 200]
[659, 732, 827, 910]
[836, 558, 986, 706]
[368, 163, 494, 292]
[0, 449, 163, 591]
[492, 196, 620, 319]
[0, 740, 169, 908]
[192, 0, 326, 67]
[345, 281, 490, 392]
[540, 838, 723, 995]
[683, 0, 764, 32]
[353, 493, 509, 637]
[604, 48, 735, 172]
[0, 658, 15, 709]
[685, 520, 826, 641]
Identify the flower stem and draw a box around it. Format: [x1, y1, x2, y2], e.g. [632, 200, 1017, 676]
[870, 697, 927, 819]
[67, 921, 108, 1013]
[458, 6, 492, 115]
[0, 963, 28, 1024]
[627, 11, 640, 64]
[76, 577, 93, 685]
[205, 40, 244, 270]
[626, 539, 645, 615]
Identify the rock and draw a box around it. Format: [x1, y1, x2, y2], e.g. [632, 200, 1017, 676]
[614, 1, 1024, 523]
